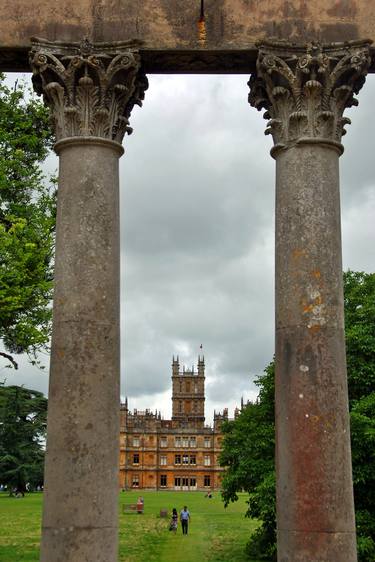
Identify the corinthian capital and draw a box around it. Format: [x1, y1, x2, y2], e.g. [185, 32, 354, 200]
[29, 38, 148, 144]
[248, 40, 371, 155]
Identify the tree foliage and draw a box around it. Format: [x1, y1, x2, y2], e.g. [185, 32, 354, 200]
[220, 271, 375, 561]
[220, 363, 276, 560]
[0, 384, 47, 493]
[0, 73, 55, 368]
[344, 270, 375, 404]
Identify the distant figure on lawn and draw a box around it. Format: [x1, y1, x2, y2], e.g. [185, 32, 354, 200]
[180, 506, 191, 535]
[170, 508, 178, 533]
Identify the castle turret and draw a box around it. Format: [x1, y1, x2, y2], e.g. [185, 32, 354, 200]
[198, 355, 204, 376]
[171, 356, 205, 427]
[172, 356, 179, 376]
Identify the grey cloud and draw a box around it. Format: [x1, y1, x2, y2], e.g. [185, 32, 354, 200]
[4, 72, 374, 422]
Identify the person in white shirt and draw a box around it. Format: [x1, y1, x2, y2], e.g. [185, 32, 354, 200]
[180, 506, 191, 535]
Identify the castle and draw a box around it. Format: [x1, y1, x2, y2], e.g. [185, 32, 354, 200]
[119, 356, 238, 491]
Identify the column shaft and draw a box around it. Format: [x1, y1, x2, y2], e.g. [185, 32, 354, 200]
[275, 143, 356, 560]
[40, 139, 122, 562]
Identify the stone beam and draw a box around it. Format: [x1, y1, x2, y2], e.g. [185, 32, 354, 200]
[1, 1, 375, 73]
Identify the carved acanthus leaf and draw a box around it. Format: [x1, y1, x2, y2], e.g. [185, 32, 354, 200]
[29, 39, 148, 144]
[248, 40, 372, 153]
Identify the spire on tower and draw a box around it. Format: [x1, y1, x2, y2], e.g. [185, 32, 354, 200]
[198, 355, 205, 376]
[172, 355, 180, 376]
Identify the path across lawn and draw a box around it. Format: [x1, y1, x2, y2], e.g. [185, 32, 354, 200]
[0, 491, 261, 562]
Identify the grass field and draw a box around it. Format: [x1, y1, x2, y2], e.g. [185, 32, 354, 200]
[0, 491, 261, 562]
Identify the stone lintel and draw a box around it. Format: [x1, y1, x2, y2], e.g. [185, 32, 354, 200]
[2, 0, 375, 73]
[0, 0, 375, 72]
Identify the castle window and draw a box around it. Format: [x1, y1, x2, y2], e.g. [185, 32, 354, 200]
[133, 437, 140, 447]
[160, 437, 167, 447]
[204, 437, 211, 448]
[190, 478, 196, 488]
[204, 455, 211, 466]
[175, 454, 181, 465]
[190, 455, 196, 465]
[175, 436, 181, 447]
[190, 437, 196, 448]
[133, 453, 139, 465]
[182, 455, 189, 465]
[174, 477, 181, 487]
[204, 475, 211, 487]
[182, 437, 189, 448]
[179, 381, 183, 392]
[182, 477, 189, 487]
[186, 381, 191, 393]
[179, 401, 183, 413]
[132, 475, 139, 487]
[160, 455, 167, 466]
[160, 475, 167, 487]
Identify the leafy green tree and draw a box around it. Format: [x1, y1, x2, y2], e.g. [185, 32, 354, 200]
[0, 73, 55, 369]
[0, 384, 47, 494]
[220, 363, 276, 560]
[220, 271, 375, 561]
[345, 271, 375, 561]
[350, 391, 375, 560]
[344, 270, 375, 404]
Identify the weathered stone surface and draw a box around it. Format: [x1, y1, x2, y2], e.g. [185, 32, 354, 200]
[248, 42, 369, 561]
[249, 40, 371, 156]
[41, 528, 118, 562]
[40, 139, 122, 562]
[274, 142, 357, 562]
[277, 528, 358, 562]
[2, 1, 375, 72]
[30, 39, 147, 144]
[30, 38, 147, 561]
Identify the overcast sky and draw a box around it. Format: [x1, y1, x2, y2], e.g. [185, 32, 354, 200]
[3, 72, 375, 423]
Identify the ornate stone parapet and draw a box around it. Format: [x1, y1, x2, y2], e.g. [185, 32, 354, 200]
[29, 38, 148, 145]
[248, 40, 372, 156]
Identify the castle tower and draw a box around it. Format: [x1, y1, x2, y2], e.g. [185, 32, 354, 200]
[171, 355, 205, 427]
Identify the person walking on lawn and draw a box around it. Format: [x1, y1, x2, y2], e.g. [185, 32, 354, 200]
[170, 508, 178, 533]
[180, 506, 191, 535]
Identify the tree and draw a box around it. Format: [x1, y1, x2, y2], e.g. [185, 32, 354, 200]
[345, 271, 375, 561]
[220, 271, 375, 561]
[220, 363, 276, 560]
[344, 270, 375, 404]
[0, 384, 47, 494]
[0, 73, 55, 369]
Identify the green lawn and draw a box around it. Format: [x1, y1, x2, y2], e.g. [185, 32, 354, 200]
[0, 491, 261, 562]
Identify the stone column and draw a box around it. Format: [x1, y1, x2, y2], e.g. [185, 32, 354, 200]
[249, 41, 371, 562]
[30, 39, 147, 562]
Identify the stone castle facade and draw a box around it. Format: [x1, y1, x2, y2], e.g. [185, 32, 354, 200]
[119, 356, 238, 491]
